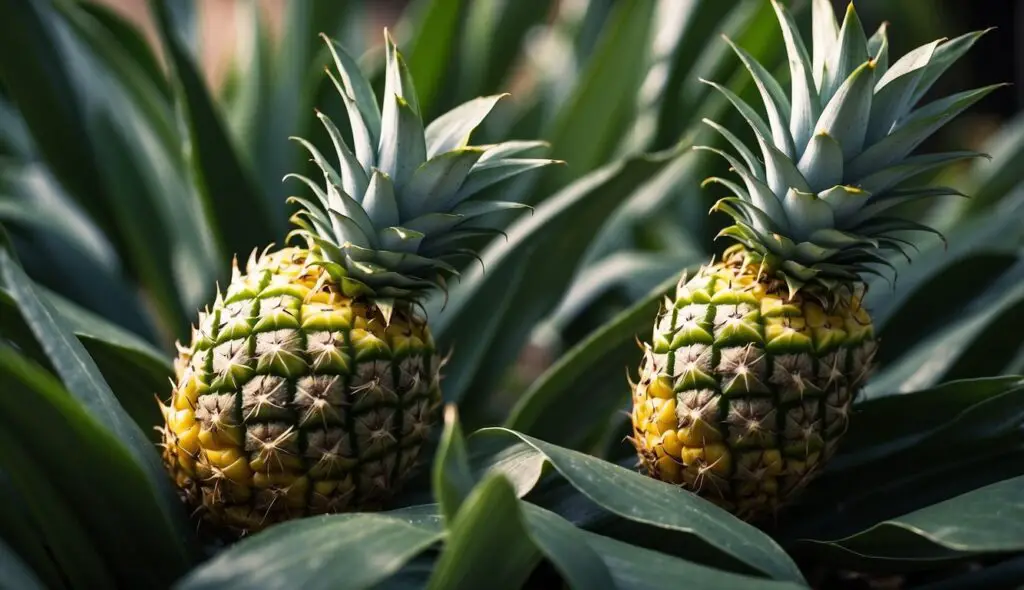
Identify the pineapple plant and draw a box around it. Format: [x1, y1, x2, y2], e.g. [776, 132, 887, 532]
[2, 0, 1023, 588]
[629, 0, 1002, 521]
[159, 31, 557, 534]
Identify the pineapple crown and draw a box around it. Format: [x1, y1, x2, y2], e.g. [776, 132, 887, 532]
[285, 30, 560, 307]
[699, 0, 1003, 296]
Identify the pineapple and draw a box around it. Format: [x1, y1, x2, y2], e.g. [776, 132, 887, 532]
[630, 0, 999, 521]
[159, 31, 557, 534]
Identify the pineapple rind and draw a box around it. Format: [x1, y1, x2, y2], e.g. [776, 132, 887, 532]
[161, 247, 442, 534]
[630, 251, 876, 521]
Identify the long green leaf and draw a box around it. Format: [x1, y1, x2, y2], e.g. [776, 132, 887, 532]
[0, 474, 64, 590]
[78, 0, 170, 96]
[0, 287, 171, 431]
[468, 428, 806, 583]
[865, 259, 1024, 397]
[799, 476, 1024, 570]
[426, 475, 541, 590]
[0, 345, 190, 587]
[177, 511, 443, 590]
[576, 521, 806, 590]
[399, 0, 467, 120]
[56, 0, 177, 152]
[778, 379, 1024, 542]
[428, 147, 680, 424]
[0, 0, 107, 225]
[148, 0, 277, 262]
[0, 433, 112, 590]
[0, 251, 198, 569]
[0, 537, 45, 590]
[506, 273, 678, 446]
[252, 0, 352, 219]
[533, 0, 657, 200]
[433, 406, 475, 523]
[457, 0, 553, 100]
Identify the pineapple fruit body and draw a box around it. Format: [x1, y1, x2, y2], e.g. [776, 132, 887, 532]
[161, 247, 441, 533]
[630, 247, 876, 521]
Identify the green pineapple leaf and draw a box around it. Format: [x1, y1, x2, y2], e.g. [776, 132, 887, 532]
[466, 428, 807, 583]
[0, 536, 46, 590]
[433, 405, 476, 523]
[426, 474, 540, 590]
[148, 0, 278, 261]
[0, 251, 199, 568]
[176, 510, 444, 590]
[0, 343, 191, 587]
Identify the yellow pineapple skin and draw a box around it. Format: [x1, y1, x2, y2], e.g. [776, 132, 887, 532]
[630, 250, 877, 522]
[160, 247, 442, 534]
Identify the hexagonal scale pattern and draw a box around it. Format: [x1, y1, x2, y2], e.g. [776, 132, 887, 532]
[161, 248, 441, 533]
[630, 256, 877, 522]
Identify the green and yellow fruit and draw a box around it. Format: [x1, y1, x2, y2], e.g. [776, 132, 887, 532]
[630, 0, 999, 521]
[159, 31, 557, 534]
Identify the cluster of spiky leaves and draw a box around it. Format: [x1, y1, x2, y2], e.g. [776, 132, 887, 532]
[288, 31, 559, 305]
[700, 0, 1002, 295]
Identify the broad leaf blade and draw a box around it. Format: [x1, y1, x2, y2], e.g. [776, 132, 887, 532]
[433, 406, 475, 523]
[796, 476, 1024, 572]
[0, 537, 45, 590]
[149, 0, 278, 261]
[468, 429, 806, 583]
[428, 148, 680, 423]
[426, 475, 541, 590]
[399, 0, 467, 120]
[0, 345, 192, 587]
[507, 273, 678, 447]
[533, 0, 657, 200]
[0, 251, 198, 567]
[177, 512, 444, 590]
[0, 0, 106, 223]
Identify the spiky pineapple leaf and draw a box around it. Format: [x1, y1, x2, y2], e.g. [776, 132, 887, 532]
[800, 475, 1024, 571]
[0, 251, 198, 568]
[532, 0, 657, 201]
[148, 0, 277, 262]
[177, 511, 444, 590]
[428, 147, 680, 424]
[426, 475, 541, 590]
[0, 536, 45, 590]
[433, 406, 475, 523]
[0, 426, 113, 590]
[457, 0, 553, 100]
[0, 474, 65, 590]
[0, 0, 106, 225]
[776, 378, 1024, 543]
[466, 429, 806, 583]
[865, 259, 1024, 397]
[0, 344, 192, 587]
[506, 272, 678, 446]
[397, 0, 467, 120]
